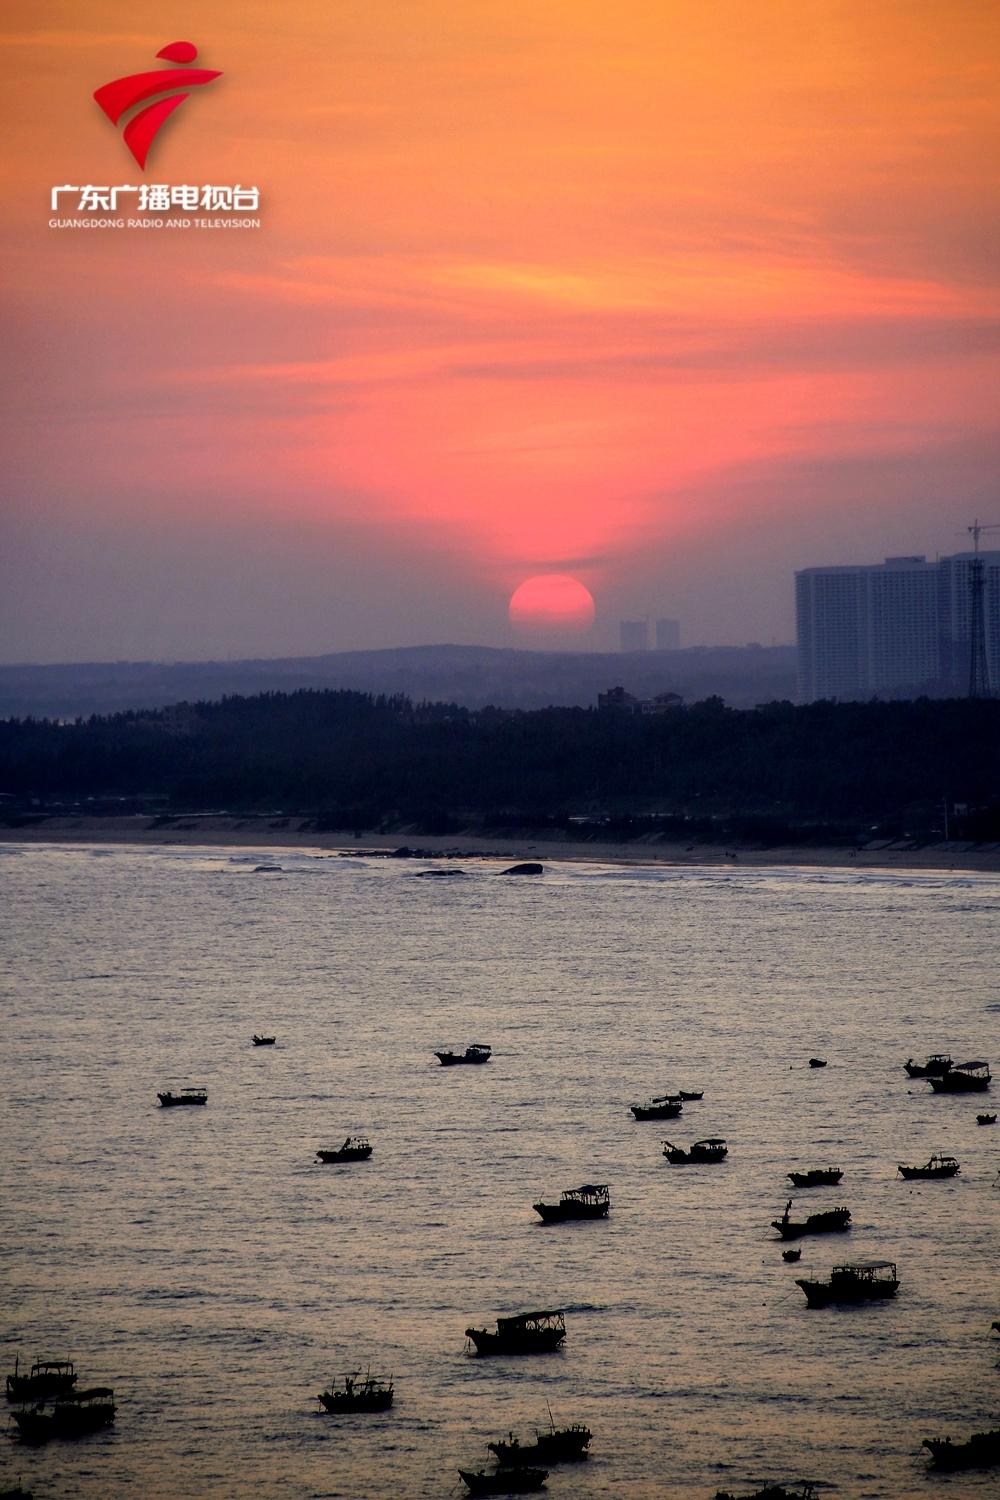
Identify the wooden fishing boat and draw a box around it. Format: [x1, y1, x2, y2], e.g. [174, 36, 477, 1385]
[929, 1060, 990, 1093]
[713, 1484, 819, 1500]
[252, 1034, 276, 1045]
[317, 1369, 393, 1412]
[630, 1095, 682, 1120]
[795, 1260, 899, 1308]
[677, 1089, 704, 1100]
[12, 1387, 115, 1444]
[782, 1249, 801, 1262]
[316, 1136, 372, 1163]
[897, 1154, 959, 1180]
[904, 1053, 952, 1078]
[157, 1087, 207, 1107]
[533, 1184, 609, 1222]
[662, 1137, 727, 1164]
[6, 1359, 76, 1403]
[458, 1468, 548, 1494]
[435, 1045, 492, 1066]
[787, 1168, 842, 1188]
[772, 1201, 851, 1240]
[922, 1426, 1000, 1471]
[465, 1309, 566, 1356]
[489, 1421, 591, 1466]
[977, 1113, 997, 1125]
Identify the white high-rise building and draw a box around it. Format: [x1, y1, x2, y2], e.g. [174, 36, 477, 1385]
[862, 557, 941, 693]
[795, 565, 867, 701]
[794, 552, 1000, 701]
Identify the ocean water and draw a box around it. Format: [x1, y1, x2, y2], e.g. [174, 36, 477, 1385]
[1, 842, 998, 1500]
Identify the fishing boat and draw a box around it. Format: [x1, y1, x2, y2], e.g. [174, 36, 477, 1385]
[252, 1034, 275, 1046]
[677, 1089, 704, 1100]
[12, 1387, 116, 1444]
[157, 1087, 207, 1107]
[929, 1060, 990, 1093]
[904, 1053, 952, 1078]
[897, 1154, 959, 1180]
[6, 1359, 76, 1403]
[922, 1426, 1000, 1471]
[808, 1058, 827, 1068]
[713, 1484, 819, 1500]
[435, 1045, 492, 1066]
[317, 1369, 393, 1412]
[662, 1137, 728, 1164]
[458, 1469, 548, 1495]
[533, 1185, 609, 1222]
[465, 1309, 566, 1356]
[782, 1249, 801, 1262]
[787, 1168, 843, 1188]
[795, 1260, 899, 1308]
[316, 1136, 372, 1163]
[772, 1201, 851, 1240]
[489, 1421, 592, 1465]
[977, 1113, 997, 1125]
[630, 1096, 682, 1120]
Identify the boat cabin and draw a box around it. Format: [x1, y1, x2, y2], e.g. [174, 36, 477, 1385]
[832, 1260, 897, 1286]
[497, 1309, 565, 1336]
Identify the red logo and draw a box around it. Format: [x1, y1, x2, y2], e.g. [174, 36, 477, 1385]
[93, 41, 222, 170]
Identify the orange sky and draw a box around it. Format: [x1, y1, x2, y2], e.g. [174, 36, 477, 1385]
[1, 0, 999, 656]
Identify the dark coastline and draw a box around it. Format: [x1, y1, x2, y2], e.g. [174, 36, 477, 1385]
[2, 816, 999, 872]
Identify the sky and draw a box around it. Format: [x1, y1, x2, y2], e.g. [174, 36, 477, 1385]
[1, 0, 999, 661]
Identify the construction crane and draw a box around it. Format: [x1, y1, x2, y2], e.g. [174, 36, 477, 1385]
[964, 518, 1000, 698]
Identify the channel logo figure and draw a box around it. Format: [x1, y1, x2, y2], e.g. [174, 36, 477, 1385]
[93, 41, 222, 170]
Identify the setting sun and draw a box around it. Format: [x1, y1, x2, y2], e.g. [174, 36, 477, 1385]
[508, 574, 596, 634]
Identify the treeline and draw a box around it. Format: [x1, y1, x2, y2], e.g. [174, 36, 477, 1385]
[1, 689, 999, 841]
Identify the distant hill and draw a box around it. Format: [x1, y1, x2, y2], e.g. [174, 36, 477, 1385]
[0, 643, 796, 719]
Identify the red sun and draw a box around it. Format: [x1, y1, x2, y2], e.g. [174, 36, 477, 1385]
[508, 574, 596, 634]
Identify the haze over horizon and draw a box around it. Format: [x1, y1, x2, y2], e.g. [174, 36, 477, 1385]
[2, 1, 998, 663]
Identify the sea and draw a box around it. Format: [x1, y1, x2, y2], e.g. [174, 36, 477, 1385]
[1, 842, 998, 1499]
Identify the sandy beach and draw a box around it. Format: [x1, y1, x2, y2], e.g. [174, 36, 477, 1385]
[2, 814, 999, 872]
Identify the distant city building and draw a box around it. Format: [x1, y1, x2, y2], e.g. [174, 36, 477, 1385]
[598, 685, 639, 711]
[620, 619, 649, 651]
[654, 617, 680, 650]
[795, 551, 1000, 701]
[598, 686, 684, 713]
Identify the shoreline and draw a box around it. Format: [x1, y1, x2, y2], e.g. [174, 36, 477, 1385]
[2, 816, 999, 872]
